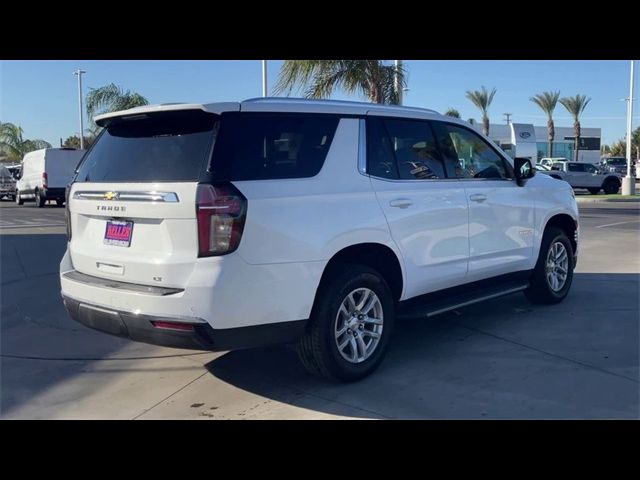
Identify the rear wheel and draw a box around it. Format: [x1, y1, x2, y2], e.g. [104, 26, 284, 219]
[525, 227, 574, 305]
[56, 199, 64, 207]
[35, 189, 45, 207]
[603, 178, 620, 195]
[587, 188, 600, 195]
[15, 191, 24, 205]
[297, 264, 395, 382]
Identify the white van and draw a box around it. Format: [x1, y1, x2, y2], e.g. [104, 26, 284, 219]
[16, 148, 85, 207]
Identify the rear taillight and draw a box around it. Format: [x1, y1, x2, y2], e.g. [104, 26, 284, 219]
[196, 183, 247, 257]
[42, 172, 48, 189]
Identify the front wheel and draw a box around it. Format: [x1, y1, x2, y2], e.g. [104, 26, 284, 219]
[297, 265, 395, 382]
[525, 227, 574, 305]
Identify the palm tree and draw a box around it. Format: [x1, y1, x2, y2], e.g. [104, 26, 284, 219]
[86, 83, 149, 129]
[274, 60, 406, 104]
[444, 108, 461, 118]
[530, 91, 560, 158]
[0, 122, 51, 161]
[559, 94, 591, 161]
[465, 86, 497, 136]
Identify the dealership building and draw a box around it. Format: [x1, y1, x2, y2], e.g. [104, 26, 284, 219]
[470, 122, 602, 164]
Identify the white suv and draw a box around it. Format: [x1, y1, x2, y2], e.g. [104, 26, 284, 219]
[60, 98, 579, 381]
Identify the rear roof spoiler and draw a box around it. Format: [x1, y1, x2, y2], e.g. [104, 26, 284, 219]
[94, 102, 241, 127]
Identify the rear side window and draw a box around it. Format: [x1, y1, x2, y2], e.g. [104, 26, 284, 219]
[75, 110, 218, 183]
[567, 163, 584, 172]
[366, 117, 447, 180]
[210, 113, 339, 181]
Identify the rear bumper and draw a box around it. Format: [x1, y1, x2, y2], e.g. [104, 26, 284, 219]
[44, 187, 65, 199]
[62, 295, 307, 351]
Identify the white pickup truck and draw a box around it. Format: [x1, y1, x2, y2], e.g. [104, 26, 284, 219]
[547, 161, 621, 194]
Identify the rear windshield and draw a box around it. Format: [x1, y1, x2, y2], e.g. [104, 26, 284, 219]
[75, 110, 217, 183]
[210, 112, 339, 181]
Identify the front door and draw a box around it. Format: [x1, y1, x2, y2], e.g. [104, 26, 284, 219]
[432, 122, 536, 282]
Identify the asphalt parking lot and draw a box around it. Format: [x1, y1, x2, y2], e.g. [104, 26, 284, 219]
[0, 199, 638, 419]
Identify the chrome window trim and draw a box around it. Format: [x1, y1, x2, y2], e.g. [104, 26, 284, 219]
[73, 191, 179, 202]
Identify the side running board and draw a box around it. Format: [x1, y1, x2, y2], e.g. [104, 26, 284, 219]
[396, 279, 530, 320]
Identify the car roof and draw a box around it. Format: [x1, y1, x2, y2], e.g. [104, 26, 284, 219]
[94, 97, 451, 126]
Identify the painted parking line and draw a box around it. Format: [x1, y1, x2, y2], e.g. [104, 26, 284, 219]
[595, 220, 640, 229]
[0, 223, 66, 229]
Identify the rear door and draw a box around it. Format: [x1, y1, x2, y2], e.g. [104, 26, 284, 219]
[45, 150, 85, 188]
[68, 109, 218, 288]
[366, 116, 469, 298]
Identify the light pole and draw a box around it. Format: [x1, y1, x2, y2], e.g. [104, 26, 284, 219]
[622, 60, 636, 195]
[394, 60, 403, 105]
[73, 69, 86, 150]
[262, 60, 268, 97]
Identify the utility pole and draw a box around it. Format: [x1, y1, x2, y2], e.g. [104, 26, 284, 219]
[73, 69, 86, 150]
[622, 60, 636, 195]
[503, 113, 512, 125]
[261, 60, 268, 97]
[394, 60, 403, 105]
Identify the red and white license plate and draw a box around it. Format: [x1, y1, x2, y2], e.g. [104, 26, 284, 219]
[104, 220, 134, 247]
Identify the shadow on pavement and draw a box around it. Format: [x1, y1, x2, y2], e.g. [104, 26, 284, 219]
[1, 234, 140, 416]
[206, 273, 639, 419]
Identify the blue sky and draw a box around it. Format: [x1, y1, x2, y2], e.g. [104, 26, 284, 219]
[1, 60, 637, 146]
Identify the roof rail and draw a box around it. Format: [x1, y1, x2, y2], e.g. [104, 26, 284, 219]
[242, 97, 439, 114]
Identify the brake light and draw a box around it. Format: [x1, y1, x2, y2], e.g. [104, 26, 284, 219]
[42, 172, 48, 189]
[196, 183, 247, 257]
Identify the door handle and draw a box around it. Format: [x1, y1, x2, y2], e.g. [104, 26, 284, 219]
[469, 193, 487, 203]
[389, 198, 413, 208]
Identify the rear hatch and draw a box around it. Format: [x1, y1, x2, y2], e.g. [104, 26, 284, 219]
[68, 110, 218, 288]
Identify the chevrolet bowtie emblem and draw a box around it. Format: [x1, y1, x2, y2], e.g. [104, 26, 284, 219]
[104, 191, 118, 200]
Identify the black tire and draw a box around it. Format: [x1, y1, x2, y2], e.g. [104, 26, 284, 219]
[16, 191, 24, 205]
[587, 188, 600, 195]
[297, 264, 395, 382]
[56, 198, 64, 207]
[35, 189, 45, 207]
[602, 178, 620, 195]
[524, 227, 574, 305]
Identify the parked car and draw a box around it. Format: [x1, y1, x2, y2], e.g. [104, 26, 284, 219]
[16, 148, 85, 207]
[599, 157, 635, 177]
[6, 164, 22, 180]
[60, 99, 579, 381]
[548, 161, 621, 194]
[539, 157, 567, 170]
[0, 165, 17, 201]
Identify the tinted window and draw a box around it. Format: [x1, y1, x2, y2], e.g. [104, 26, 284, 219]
[437, 123, 512, 179]
[210, 113, 339, 181]
[567, 163, 584, 172]
[76, 110, 217, 183]
[366, 117, 447, 180]
[366, 117, 398, 179]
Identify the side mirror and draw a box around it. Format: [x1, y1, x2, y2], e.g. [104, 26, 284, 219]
[514, 157, 535, 186]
